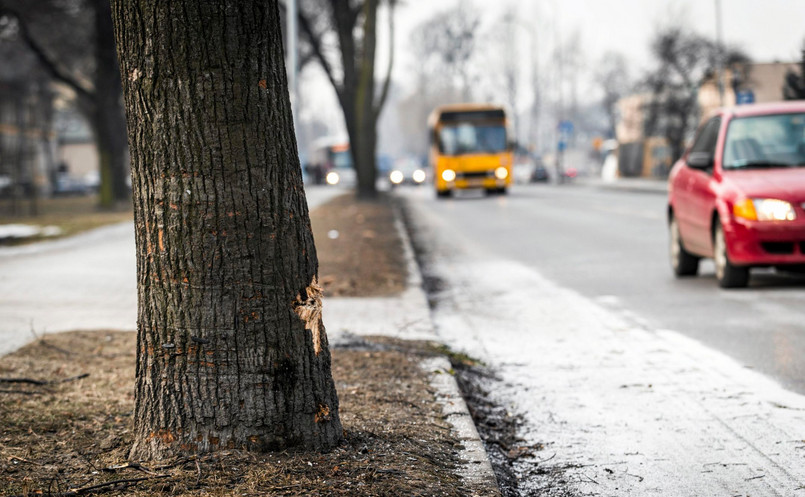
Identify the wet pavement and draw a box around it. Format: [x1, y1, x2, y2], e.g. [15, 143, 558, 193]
[401, 184, 805, 495]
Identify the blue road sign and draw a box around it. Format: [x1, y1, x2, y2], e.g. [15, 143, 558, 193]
[736, 90, 755, 105]
[558, 120, 574, 135]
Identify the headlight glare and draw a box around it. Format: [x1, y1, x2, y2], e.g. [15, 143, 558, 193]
[412, 169, 427, 183]
[442, 169, 456, 182]
[389, 170, 404, 184]
[495, 167, 509, 180]
[753, 199, 796, 221]
[326, 171, 340, 185]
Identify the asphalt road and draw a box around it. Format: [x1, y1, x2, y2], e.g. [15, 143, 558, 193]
[399, 182, 805, 394]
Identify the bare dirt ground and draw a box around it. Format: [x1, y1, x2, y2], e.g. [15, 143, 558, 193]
[0, 193, 485, 496]
[310, 194, 406, 298]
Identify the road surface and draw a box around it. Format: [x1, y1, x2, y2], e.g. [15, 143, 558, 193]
[402, 183, 805, 393]
[400, 182, 805, 495]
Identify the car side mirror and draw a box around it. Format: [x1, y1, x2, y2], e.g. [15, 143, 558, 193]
[687, 151, 714, 170]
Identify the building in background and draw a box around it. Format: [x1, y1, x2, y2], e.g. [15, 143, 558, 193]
[53, 109, 100, 194]
[614, 94, 672, 178]
[699, 61, 800, 117]
[612, 61, 799, 180]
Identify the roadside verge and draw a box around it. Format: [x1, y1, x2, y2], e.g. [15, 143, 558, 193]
[0, 191, 500, 496]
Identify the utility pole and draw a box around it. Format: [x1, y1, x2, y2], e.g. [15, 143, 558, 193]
[715, 0, 725, 105]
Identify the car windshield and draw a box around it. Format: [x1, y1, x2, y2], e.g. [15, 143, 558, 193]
[722, 113, 805, 170]
[439, 124, 507, 156]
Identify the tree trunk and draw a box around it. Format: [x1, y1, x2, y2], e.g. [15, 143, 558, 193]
[112, 0, 342, 460]
[94, 0, 130, 207]
[353, 0, 378, 199]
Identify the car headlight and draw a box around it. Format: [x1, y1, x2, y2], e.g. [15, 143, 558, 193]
[412, 169, 426, 183]
[326, 171, 340, 185]
[733, 198, 796, 221]
[389, 170, 404, 184]
[442, 169, 456, 182]
[494, 167, 508, 180]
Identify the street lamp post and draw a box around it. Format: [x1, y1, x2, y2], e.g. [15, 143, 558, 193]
[715, 0, 725, 106]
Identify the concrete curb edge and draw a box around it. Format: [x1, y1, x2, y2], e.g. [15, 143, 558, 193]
[391, 198, 501, 496]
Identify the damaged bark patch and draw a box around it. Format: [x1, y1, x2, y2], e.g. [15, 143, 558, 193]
[293, 277, 325, 356]
[314, 404, 331, 423]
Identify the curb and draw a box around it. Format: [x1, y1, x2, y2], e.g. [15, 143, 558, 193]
[391, 199, 501, 496]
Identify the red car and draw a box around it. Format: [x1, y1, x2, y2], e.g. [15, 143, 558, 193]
[668, 102, 805, 288]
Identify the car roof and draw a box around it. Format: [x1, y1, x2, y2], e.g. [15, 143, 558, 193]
[720, 101, 805, 119]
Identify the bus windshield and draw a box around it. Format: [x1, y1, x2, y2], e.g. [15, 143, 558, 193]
[439, 123, 507, 156]
[333, 150, 353, 169]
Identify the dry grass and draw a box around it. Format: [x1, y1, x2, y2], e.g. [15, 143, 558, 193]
[0, 332, 469, 496]
[310, 194, 407, 298]
[0, 196, 132, 246]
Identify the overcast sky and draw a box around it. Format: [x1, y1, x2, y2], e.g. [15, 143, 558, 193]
[390, 0, 805, 85]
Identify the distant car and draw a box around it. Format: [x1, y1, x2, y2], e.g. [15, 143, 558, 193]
[668, 102, 805, 288]
[389, 158, 427, 187]
[52, 175, 92, 196]
[530, 161, 550, 183]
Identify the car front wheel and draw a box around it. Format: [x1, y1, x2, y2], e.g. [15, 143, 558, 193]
[670, 217, 700, 276]
[714, 220, 749, 288]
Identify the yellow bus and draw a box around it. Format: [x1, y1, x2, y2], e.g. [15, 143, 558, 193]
[428, 104, 513, 197]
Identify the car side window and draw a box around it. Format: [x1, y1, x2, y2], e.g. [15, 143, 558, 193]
[690, 117, 721, 155]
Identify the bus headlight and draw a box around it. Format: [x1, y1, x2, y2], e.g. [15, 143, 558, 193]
[494, 167, 509, 180]
[389, 170, 404, 185]
[442, 169, 456, 182]
[326, 171, 340, 185]
[412, 169, 427, 183]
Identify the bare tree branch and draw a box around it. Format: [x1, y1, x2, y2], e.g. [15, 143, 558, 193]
[0, 5, 95, 104]
[288, 3, 342, 99]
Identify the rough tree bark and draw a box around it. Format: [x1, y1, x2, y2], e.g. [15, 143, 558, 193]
[111, 0, 342, 460]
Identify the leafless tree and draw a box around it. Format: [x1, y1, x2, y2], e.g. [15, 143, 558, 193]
[286, 0, 396, 198]
[393, 2, 479, 158]
[643, 26, 749, 161]
[0, 0, 130, 208]
[596, 51, 631, 138]
[0, 26, 53, 216]
[409, 0, 480, 101]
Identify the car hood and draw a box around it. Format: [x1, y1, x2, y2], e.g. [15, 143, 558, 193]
[723, 168, 805, 201]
